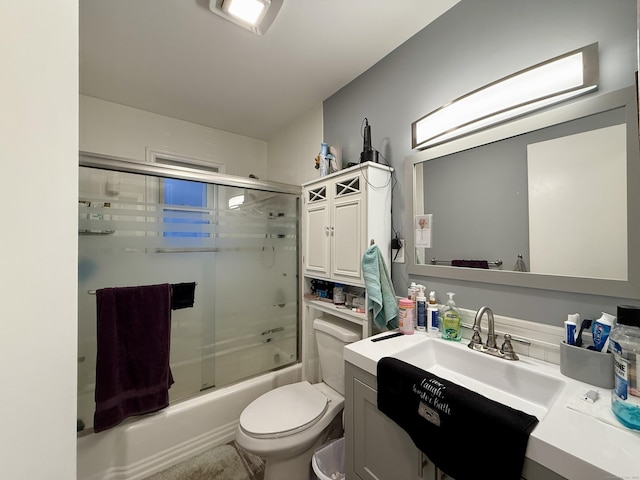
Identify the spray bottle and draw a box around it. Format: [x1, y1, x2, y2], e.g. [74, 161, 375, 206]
[408, 282, 418, 305]
[416, 285, 427, 332]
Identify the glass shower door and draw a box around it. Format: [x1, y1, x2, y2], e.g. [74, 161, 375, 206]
[77, 163, 299, 431]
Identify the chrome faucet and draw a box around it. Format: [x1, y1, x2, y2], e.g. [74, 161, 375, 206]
[468, 306, 519, 361]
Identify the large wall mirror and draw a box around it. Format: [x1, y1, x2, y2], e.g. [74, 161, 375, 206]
[405, 86, 640, 298]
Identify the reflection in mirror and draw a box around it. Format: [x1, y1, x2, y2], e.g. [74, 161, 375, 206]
[417, 106, 626, 277]
[406, 87, 640, 298]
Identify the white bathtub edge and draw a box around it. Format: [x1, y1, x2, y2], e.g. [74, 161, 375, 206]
[106, 420, 237, 480]
[78, 364, 302, 480]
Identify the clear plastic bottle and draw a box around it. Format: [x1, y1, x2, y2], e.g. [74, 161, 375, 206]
[333, 283, 345, 305]
[408, 282, 418, 306]
[610, 304, 640, 430]
[319, 143, 329, 177]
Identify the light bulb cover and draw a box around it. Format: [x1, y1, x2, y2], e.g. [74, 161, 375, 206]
[412, 43, 599, 150]
[209, 0, 283, 35]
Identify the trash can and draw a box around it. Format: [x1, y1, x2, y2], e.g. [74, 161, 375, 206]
[312, 437, 345, 480]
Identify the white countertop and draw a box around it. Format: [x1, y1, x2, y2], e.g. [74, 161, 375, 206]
[344, 331, 640, 480]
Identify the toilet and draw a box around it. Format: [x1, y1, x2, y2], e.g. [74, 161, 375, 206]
[235, 318, 360, 480]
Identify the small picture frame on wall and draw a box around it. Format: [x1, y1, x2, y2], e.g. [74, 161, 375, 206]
[415, 214, 433, 248]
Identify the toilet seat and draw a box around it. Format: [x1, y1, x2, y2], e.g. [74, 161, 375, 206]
[240, 381, 328, 439]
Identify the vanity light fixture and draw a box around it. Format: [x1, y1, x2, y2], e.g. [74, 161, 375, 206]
[411, 43, 599, 149]
[209, 0, 284, 35]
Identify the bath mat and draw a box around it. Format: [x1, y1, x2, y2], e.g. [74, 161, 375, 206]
[145, 444, 251, 480]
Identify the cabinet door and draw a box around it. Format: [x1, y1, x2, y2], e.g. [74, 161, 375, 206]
[304, 184, 330, 277]
[332, 196, 362, 281]
[331, 174, 364, 282]
[353, 378, 425, 480]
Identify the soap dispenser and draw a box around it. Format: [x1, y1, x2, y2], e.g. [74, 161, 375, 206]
[441, 292, 462, 341]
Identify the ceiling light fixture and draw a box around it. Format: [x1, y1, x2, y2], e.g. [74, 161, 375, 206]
[411, 43, 599, 150]
[209, 0, 283, 35]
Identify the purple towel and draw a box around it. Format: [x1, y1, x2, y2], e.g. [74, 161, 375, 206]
[94, 284, 174, 433]
[451, 259, 489, 269]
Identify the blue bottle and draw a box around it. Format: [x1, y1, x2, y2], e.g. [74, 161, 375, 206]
[416, 285, 427, 332]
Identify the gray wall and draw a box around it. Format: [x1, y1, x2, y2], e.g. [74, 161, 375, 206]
[323, 0, 639, 326]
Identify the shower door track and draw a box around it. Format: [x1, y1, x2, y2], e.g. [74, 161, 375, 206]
[80, 151, 301, 196]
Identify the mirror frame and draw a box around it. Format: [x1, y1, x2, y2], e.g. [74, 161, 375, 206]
[405, 86, 640, 299]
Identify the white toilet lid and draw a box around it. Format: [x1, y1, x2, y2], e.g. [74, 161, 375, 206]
[240, 381, 328, 439]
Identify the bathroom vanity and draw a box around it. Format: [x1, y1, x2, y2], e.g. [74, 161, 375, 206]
[344, 362, 563, 480]
[343, 331, 640, 480]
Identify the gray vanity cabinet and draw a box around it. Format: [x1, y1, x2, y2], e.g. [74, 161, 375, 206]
[345, 362, 435, 480]
[344, 361, 566, 480]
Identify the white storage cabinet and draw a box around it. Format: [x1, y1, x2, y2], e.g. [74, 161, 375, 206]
[302, 162, 393, 287]
[300, 162, 393, 382]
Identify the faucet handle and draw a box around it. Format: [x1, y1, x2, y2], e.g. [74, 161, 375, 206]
[468, 326, 483, 350]
[500, 334, 519, 361]
[471, 326, 482, 342]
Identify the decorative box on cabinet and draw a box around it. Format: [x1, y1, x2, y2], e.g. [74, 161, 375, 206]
[302, 162, 393, 287]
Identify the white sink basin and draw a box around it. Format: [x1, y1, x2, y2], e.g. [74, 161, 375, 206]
[393, 338, 566, 420]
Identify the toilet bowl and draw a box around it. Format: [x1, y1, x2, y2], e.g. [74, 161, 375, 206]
[235, 318, 360, 480]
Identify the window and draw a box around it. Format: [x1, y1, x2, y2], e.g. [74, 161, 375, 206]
[146, 149, 224, 239]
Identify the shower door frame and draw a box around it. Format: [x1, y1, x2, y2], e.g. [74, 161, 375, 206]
[78, 151, 302, 422]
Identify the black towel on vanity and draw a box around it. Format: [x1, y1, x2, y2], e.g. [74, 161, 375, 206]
[171, 282, 196, 310]
[94, 284, 174, 432]
[377, 357, 538, 480]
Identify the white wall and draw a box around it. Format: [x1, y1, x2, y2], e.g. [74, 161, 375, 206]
[0, 2, 78, 479]
[267, 103, 324, 185]
[80, 95, 268, 178]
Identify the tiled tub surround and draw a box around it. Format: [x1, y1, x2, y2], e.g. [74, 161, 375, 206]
[345, 308, 640, 479]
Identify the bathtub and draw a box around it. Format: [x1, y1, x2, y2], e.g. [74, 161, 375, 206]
[77, 364, 302, 480]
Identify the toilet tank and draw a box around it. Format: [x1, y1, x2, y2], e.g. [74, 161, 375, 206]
[313, 318, 361, 395]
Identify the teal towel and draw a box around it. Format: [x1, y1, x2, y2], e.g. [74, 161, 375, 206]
[362, 244, 399, 329]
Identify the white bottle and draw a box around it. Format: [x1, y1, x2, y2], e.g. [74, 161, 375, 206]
[416, 285, 427, 332]
[427, 291, 439, 337]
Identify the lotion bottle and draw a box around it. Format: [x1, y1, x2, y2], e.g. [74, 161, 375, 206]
[441, 292, 461, 341]
[416, 285, 427, 332]
[427, 291, 439, 337]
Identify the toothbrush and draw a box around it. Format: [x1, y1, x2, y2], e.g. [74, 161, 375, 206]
[575, 319, 593, 348]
